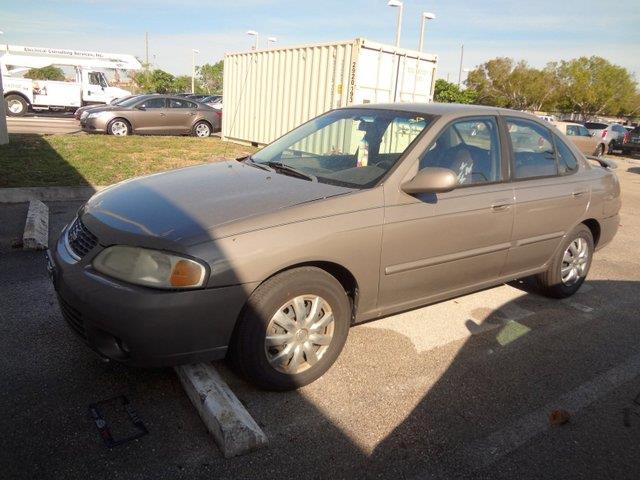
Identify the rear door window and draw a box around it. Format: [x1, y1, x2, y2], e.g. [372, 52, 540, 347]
[169, 99, 197, 109]
[506, 118, 558, 179]
[139, 98, 166, 109]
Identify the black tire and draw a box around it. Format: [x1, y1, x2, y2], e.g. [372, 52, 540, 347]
[5, 94, 29, 117]
[107, 118, 131, 136]
[536, 224, 594, 299]
[192, 120, 212, 137]
[594, 144, 605, 158]
[228, 267, 351, 391]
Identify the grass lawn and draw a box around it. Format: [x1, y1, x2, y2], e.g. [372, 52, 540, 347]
[0, 134, 257, 187]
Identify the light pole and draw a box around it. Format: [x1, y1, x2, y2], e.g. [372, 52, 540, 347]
[457, 44, 464, 87]
[246, 30, 258, 50]
[191, 49, 199, 93]
[387, 0, 403, 48]
[0, 30, 7, 145]
[418, 12, 436, 52]
[267, 37, 277, 49]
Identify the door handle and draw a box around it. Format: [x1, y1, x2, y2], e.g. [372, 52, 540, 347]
[160, 113, 166, 117]
[491, 203, 510, 212]
[572, 190, 587, 198]
[189, 112, 197, 116]
[491, 198, 512, 212]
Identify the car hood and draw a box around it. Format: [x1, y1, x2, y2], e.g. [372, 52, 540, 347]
[81, 161, 354, 249]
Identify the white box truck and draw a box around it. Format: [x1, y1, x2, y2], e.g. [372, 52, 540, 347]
[222, 38, 438, 145]
[1, 44, 142, 116]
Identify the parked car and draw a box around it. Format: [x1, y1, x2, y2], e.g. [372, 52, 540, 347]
[553, 121, 605, 157]
[621, 126, 640, 156]
[202, 95, 222, 109]
[50, 104, 621, 390]
[584, 122, 628, 154]
[74, 95, 139, 120]
[80, 94, 221, 137]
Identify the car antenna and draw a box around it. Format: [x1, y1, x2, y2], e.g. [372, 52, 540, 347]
[223, 55, 256, 162]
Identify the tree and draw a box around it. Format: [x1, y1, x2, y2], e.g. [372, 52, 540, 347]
[24, 66, 65, 81]
[466, 58, 559, 111]
[434, 79, 477, 104]
[132, 68, 175, 93]
[172, 75, 193, 93]
[554, 56, 637, 118]
[197, 61, 223, 94]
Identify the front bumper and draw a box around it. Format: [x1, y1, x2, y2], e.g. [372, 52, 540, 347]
[80, 116, 108, 133]
[49, 223, 256, 367]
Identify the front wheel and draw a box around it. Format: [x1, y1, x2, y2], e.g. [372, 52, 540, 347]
[229, 267, 351, 390]
[536, 224, 593, 298]
[5, 94, 29, 117]
[107, 118, 130, 136]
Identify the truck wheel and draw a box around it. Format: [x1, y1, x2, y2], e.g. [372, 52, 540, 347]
[107, 118, 130, 136]
[229, 267, 351, 390]
[536, 224, 593, 299]
[5, 95, 29, 117]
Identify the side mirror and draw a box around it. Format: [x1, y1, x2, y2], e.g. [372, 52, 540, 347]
[135, 105, 146, 111]
[402, 167, 458, 194]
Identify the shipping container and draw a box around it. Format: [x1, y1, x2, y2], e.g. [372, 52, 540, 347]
[222, 38, 438, 146]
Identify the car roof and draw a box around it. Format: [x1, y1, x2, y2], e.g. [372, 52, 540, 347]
[339, 102, 537, 118]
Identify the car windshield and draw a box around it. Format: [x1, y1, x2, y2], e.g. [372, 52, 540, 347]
[118, 95, 153, 108]
[252, 108, 433, 189]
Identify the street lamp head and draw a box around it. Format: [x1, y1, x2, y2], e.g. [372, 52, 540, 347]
[387, 0, 402, 7]
[422, 12, 436, 20]
[192, 49, 200, 54]
[246, 30, 258, 36]
[268, 37, 277, 43]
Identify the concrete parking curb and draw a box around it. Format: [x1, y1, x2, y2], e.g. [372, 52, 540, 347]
[22, 199, 49, 250]
[175, 363, 268, 458]
[0, 186, 105, 203]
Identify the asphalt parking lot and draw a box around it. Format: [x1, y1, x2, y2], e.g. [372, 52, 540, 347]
[1, 158, 640, 479]
[7, 113, 81, 135]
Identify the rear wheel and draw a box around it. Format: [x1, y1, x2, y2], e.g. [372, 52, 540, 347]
[229, 267, 351, 390]
[594, 144, 605, 158]
[536, 224, 593, 298]
[193, 120, 212, 137]
[107, 118, 130, 136]
[5, 94, 29, 117]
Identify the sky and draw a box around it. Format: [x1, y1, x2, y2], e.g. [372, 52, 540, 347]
[1, 0, 639, 82]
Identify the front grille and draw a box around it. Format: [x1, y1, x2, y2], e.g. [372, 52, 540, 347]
[57, 295, 87, 340]
[67, 217, 98, 259]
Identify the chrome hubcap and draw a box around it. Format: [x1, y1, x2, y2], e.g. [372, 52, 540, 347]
[265, 295, 335, 374]
[7, 99, 23, 114]
[561, 237, 589, 286]
[195, 123, 210, 137]
[111, 121, 128, 136]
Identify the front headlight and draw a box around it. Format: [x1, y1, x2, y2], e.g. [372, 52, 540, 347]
[80, 110, 89, 119]
[93, 246, 207, 289]
[87, 111, 110, 119]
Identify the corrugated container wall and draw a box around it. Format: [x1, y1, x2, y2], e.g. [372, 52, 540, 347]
[222, 38, 437, 146]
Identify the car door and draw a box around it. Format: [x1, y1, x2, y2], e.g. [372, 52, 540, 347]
[165, 98, 199, 134]
[502, 117, 589, 276]
[129, 97, 168, 133]
[379, 116, 514, 312]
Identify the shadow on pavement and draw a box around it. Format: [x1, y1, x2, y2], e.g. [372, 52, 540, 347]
[1, 177, 639, 479]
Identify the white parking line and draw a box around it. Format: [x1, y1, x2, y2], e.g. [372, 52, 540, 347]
[459, 351, 640, 471]
[367, 284, 535, 353]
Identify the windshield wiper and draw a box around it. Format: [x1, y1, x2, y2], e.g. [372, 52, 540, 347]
[242, 156, 273, 172]
[265, 161, 317, 182]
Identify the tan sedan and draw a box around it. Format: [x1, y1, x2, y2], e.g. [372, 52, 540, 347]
[80, 94, 221, 137]
[53, 104, 620, 390]
[554, 121, 605, 157]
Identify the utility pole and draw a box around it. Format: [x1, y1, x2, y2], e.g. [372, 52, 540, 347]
[458, 43, 464, 87]
[145, 32, 149, 68]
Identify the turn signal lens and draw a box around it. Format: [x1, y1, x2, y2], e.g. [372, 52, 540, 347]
[171, 260, 205, 287]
